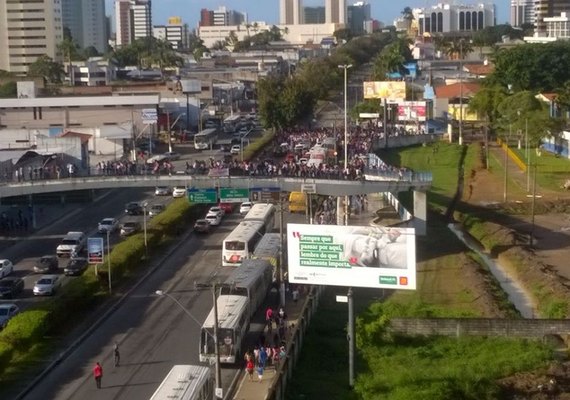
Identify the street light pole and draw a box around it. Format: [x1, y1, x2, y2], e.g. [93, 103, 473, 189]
[338, 63, 352, 226]
[279, 193, 286, 307]
[504, 125, 510, 203]
[143, 202, 148, 254]
[107, 230, 112, 294]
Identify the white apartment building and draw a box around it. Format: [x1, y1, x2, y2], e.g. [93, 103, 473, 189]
[0, 0, 64, 74]
[115, 0, 151, 47]
[510, 0, 535, 27]
[525, 11, 570, 42]
[153, 22, 186, 50]
[417, 3, 495, 34]
[62, 0, 107, 54]
[199, 23, 271, 48]
[131, 0, 152, 41]
[68, 58, 115, 86]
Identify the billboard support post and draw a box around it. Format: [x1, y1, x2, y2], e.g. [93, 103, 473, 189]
[348, 287, 354, 388]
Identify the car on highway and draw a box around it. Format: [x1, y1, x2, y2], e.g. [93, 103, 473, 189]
[33, 275, 61, 296]
[172, 187, 186, 198]
[0, 304, 19, 329]
[98, 218, 119, 234]
[125, 202, 144, 215]
[163, 151, 181, 161]
[205, 213, 222, 226]
[193, 219, 211, 233]
[0, 277, 24, 299]
[240, 201, 253, 214]
[33, 255, 59, 274]
[230, 145, 241, 155]
[120, 221, 141, 236]
[219, 203, 234, 214]
[64, 257, 89, 276]
[0, 259, 14, 278]
[155, 186, 171, 196]
[56, 231, 86, 257]
[149, 204, 165, 217]
[208, 206, 224, 217]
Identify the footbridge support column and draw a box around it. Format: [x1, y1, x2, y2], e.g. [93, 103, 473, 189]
[413, 190, 427, 235]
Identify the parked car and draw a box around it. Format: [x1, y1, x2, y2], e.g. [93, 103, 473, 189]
[33, 275, 61, 296]
[33, 255, 59, 273]
[149, 204, 165, 217]
[163, 151, 181, 161]
[230, 145, 241, 155]
[125, 202, 144, 215]
[120, 221, 141, 236]
[208, 206, 224, 217]
[0, 277, 24, 299]
[172, 187, 186, 198]
[0, 304, 19, 329]
[98, 218, 119, 234]
[240, 202, 253, 214]
[194, 219, 211, 233]
[155, 186, 171, 196]
[64, 257, 89, 276]
[56, 231, 86, 257]
[205, 213, 222, 226]
[218, 203, 234, 214]
[0, 259, 14, 278]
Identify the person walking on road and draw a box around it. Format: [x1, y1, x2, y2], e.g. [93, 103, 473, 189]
[93, 362, 103, 389]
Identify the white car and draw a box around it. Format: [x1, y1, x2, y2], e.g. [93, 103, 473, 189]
[146, 154, 168, 164]
[172, 187, 186, 198]
[208, 206, 224, 217]
[98, 218, 119, 234]
[149, 204, 165, 217]
[155, 186, 171, 196]
[230, 145, 241, 154]
[0, 304, 19, 329]
[33, 275, 61, 296]
[239, 202, 253, 214]
[0, 259, 14, 278]
[205, 213, 222, 226]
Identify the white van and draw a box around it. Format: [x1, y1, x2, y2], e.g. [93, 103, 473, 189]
[56, 232, 86, 257]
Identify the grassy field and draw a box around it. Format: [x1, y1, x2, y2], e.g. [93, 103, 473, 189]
[510, 146, 570, 191]
[285, 142, 537, 400]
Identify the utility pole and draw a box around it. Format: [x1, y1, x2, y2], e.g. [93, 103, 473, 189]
[279, 193, 286, 307]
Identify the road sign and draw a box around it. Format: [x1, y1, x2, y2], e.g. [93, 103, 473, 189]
[301, 183, 316, 194]
[250, 187, 280, 203]
[187, 188, 217, 204]
[219, 188, 249, 203]
[142, 108, 158, 125]
[87, 237, 104, 264]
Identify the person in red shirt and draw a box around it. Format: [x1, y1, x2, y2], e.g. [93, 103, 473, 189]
[93, 362, 103, 389]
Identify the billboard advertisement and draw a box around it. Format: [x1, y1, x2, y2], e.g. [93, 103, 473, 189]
[397, 101, 427, 121]
[287, 224, 416, 290]
[87, 237, 104, 264]
[363, 81, 406, 102]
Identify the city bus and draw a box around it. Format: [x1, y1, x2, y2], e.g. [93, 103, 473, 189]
[199, 295, 249, 364]
[252, 233, 281, 272]
[222, 220, 265, 267]
[242, 203, 276, 233]
[194, 128, 218, 150]
[220, 259, 273, 318]
[149, 364, 213, 400]
[223, 115, 241, 133]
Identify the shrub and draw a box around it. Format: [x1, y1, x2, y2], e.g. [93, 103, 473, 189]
[0, 342, 13, 368]
[0, 310, 50, 349]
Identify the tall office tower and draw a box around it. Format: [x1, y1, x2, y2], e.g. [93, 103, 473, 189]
[131, 0, 152, 41]
[62, 0, 107, 54]
[212, 6, 245, 26]
[280, 0, 302, 25]
[115, 0, 132, 46]
[348, 1, 371, 34]
[0, 0, 64, 74]
[115, 0, 151, 47]
[153, 16, 188, 49]
[200, 9, 214, 26]
[535, 0, 570, 32]
[326, 0, 347, 24]
[510, 0, 534, 27]
[303, 6, 326, 23]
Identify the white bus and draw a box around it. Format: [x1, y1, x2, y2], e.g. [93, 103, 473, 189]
[194, 128, 218, 150]
[243, 203, 276, 234]
[149, 364, 213, 400]
[220, 259, 273, 318]
[221, 221, 265, 267]
[252, 233, 282, 275]
[199, 295, 249, 364]
[223, 115, 241, 133]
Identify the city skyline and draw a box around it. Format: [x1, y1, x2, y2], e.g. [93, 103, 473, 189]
[104, 0, 510, 29]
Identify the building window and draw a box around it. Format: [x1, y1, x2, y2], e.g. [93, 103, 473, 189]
[425, 17, 431, 32]
[431, 13, 437, 32]
[472, 11, 477, 31]
[465, 12, 471, 30]
[478, 11, 484, 30]
[459, 12, 465, 30]
[419, 18, 424, 34]
[437, 12, 443, 32]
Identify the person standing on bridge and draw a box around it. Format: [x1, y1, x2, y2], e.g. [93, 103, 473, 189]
[93, 362, 103, 389]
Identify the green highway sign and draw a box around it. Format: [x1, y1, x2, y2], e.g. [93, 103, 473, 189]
[219, 188, 249, 203]
[187, 189, 217, 204]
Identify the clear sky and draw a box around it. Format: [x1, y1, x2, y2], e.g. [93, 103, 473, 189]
[104, 0, 509, 31]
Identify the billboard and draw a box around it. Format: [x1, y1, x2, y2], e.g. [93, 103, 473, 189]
[287, 224, 416, 290]
[397, 101, 427, 121]
[87, 237, 104, 264]
[363, 81, 406, 102]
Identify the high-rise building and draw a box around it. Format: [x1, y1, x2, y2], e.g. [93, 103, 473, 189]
[200, 8, 214, 27]
[115, 0, 132, 46]
[510, 0, 534, 27]
[303, 7, 326, 24]
[212, 6, 245, 26]
[131, 0, 152, 41]
[325, 0, 347, 24]
[534, 0, 570, 32]
[280, 0, 302, 25]
[418, 3, 495, 34]
[348, 1, 371, 34]
[115, 0, 152, 47]
[62, 0, 107, 54]
[0, 0, 64, 74]
[153, 16, 188, 49]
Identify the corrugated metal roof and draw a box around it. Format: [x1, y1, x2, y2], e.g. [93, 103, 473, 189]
[202, 295, 249, 329]
[0, 95, 160, 108]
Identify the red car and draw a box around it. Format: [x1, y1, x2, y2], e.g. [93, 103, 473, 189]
[219, 203, 234, 214]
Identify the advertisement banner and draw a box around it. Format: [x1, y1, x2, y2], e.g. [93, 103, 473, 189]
[287, 224, 416, 290]
[397, 101, 427, 121]
[87, 237, 104, 264]
[363, 81, 406, 102]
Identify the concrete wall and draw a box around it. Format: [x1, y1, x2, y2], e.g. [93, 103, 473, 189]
[389, 318, 570, 339]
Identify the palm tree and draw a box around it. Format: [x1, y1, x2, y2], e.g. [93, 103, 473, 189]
[211, 40, 227, 51]
[225, 31, 239, 50]
[401, 7, 414, 32]
[57, 37, 80, 85]
[245, 23, 252, 37]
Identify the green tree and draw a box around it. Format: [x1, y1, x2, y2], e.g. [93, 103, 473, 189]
[225, 31, 239, 49]
[257, 77, 286, 129]
[468, 85, 508, 124]
[27, 55, 65, 84]
[280, 78, 316, 126]
[372, 38, 411, 79]
[83, 46, 100, 59]
[211, 40, 226, 50]
[333, 28, 352, 43]
[0, 81, 17, 98]
[401, 6, 414, 31]
[350, 99, 383, 120]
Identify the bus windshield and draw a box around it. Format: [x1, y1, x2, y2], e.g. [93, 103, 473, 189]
[225, 241, 245, 251]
